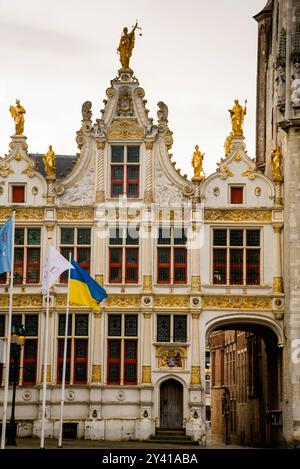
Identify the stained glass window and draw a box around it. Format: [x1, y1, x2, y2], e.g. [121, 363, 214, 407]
[108, 315, 121, 336]
[25, 315, 38, 336]
[157, 315, 170, 342]
[174, 316, 187, 342]
[75, 315, 89, 336]
[125, 315, 138, 336]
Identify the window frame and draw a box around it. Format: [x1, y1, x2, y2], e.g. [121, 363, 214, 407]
[157, 226, 188, 285]
[106, 313, 138, 385]
[60, 227, 92, 283]
[110, 145, 140, 198]
[0, 227, 42, 285]
[212, 227, 261, 286]
[108, 227, 140, 284]
[11, 184, 26, 204]
[56, 313, 89, 385]
[0, 313, 39, 386]
[156, 313, 188, 343]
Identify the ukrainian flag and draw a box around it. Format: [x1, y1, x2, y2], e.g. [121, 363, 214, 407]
[69, 259, 107, 310]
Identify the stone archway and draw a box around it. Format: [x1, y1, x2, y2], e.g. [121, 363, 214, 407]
[205, 317, 284, 447]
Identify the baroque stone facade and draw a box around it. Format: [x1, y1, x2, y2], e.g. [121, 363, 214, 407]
[0, 37, 284, 444]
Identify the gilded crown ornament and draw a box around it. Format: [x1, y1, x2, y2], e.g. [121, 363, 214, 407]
[43, 145, 56, 178]
[191, 145, 205, 180]
[117, 21, 142, 69]
[9, 99, 26, 135]
[228, 99, 247, 136]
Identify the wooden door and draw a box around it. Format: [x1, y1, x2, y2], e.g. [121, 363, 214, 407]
[160, 379, 183, 428]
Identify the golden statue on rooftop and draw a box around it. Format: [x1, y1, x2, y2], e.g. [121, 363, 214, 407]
[271, 145, 283, 180]
[117, 21, 142, 69]
[228, 99, 247, 136]
[192, 145, 205, 180]
[9, 99, 26, 135]
[224, 132, 233, 157]
[43, 145, 56, 178]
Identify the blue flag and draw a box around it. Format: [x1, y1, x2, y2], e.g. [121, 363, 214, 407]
[0, 217, 13, 274]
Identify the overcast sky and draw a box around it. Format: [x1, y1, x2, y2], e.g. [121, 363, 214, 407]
[0, 0, 266, 178]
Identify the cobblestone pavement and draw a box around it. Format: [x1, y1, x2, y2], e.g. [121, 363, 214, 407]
[4, 438, 252, 449]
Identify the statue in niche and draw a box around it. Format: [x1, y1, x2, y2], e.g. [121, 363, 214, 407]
[117, 22, 142, 69]
[271, 145, 282, 180]
[117, 87, 134, 116]
[9, 99, 26, 135]
[191, 145, 205, 179]
[275, 66, 286, 111]
[43, 145, 56, 178]
[228, 99, 247, 136]
[291, 62, 300, 108]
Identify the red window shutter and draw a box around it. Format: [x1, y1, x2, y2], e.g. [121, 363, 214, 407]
[126, 165, 139, 198]
[14, 248, 24, 284]
[22, 339, 38, 385]
[229, 249, 243, 285]
[174, 248, 187, 284]
[12, 186, 25, 203]
[26, 248, 40, 283]
[125, 248, 138, 283]
[107, 339, 121, 384]
[57, 338, 71, 384]
[124, 340, 137, 385]
[213, 249, 227, 284]
[73, 339, 88, 384]
[77, 247, 91, 274]
[246, 249, 260, 285]
[157, 247, 171, 283]
[230, 187, 243, 204]
[109, 248, 122, 283]
[111, 165, 124, 197]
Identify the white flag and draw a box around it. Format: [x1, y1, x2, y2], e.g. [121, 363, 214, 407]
[42, 246, 73, 294]
[0, 339, 5, 364]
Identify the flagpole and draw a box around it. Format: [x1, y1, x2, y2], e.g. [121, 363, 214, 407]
[58, 253, 72, 448]
[1, 211, 16, 449]
[40, 260, 50, 449]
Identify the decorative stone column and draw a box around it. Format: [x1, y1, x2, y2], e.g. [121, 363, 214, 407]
[273, 224, 283, 293]
[274, 178, 283, 206]
[142, 223, 152, 293]
[142, 312, 152, 384]
[46, 175, 56, 204]
[91, 312, 102, 383]
[144, 141, 154, 203]
[96, 141, 106, 203]
[191, 312, 201, 384]
[191, 224, 201, 294]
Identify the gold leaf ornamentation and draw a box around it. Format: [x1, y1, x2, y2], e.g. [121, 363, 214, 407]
[203, 295, 272, 310]
[191, 366, 201, 385]
[105, 295, 140, 308]
[154, 296, 189, 308]
[142, 366, 152, 384]
[204, 209, 272, 222]
[0, 294, 42, 308]
[0, 162, 14, 177]
[0, 208, 44, 221]
[107, 119, 144, 140]
[57, 207, 94, 221]
[92, 365, 102, 382]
